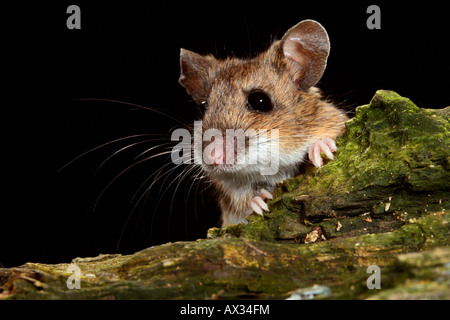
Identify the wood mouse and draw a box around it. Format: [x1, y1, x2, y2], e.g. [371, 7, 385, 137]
[179, 20, 348, 226]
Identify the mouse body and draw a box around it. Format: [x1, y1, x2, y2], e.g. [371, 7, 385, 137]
[179, 20, 348, 226]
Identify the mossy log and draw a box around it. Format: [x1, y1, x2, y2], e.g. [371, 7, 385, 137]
[1, 91, 449, 300]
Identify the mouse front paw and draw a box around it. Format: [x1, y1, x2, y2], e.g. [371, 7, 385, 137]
[308, 138, 337, 168]
[250, 188, 273, 216]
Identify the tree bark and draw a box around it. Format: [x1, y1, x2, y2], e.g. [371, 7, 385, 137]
[1, 91, 449, 300]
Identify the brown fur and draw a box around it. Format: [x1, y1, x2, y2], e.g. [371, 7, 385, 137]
[201, 43, 347, 151]
[179, 20, 349, 225]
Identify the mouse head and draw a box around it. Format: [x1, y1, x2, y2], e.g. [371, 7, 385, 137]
[179, 20, 331, 176]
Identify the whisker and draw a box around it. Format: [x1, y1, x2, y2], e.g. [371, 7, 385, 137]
[169, 164, 199, 217]
[135, 141, 178, 160]
[145, 164, 189, 236]
[181, 165, 208, 235]
[93, 149, 174, 210]
[130, 158, 176, 205]
[132, 153, 190, 214]
[58, 133, 164, 173]
[116, 160, 175, 250]
[94, 138, 174, 177]
[159, 161, 190, 194]
[183, 166, 202, 221]
[75, 98, 188, 127]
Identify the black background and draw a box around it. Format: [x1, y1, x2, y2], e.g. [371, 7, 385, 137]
[2, 1, 449, 267]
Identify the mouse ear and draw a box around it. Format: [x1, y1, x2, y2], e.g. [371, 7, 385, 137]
[281, 20, 330, 91]
[179, 49, 217, 104]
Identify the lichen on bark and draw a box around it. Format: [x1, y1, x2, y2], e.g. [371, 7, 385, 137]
[1, 90, 449, 300]
[209, 90, 449, 243]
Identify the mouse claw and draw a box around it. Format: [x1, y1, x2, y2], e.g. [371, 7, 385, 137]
[308, 138, 337, 168]
[251, 199, 264, 216]
[250, 189, 273, 216]
[260, 188, 273, 200]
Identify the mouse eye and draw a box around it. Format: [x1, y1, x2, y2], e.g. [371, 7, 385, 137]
[199, 100, 208, 113]
[246, 90, 273, 113]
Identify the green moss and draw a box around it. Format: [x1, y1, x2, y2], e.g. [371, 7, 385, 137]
[1, 211, 448, 300]
[1, 91, 449, 300]
[366, 247, 450, 300]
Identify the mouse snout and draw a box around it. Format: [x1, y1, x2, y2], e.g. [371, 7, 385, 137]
[203, 133, 246, 167]
[205, 141, 225, 166]
[203, 134, 226, 166]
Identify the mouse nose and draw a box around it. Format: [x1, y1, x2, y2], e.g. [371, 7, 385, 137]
[203, 133, 242, 166]
[204, 135, 225, 166]
[207, 147, 224, 166]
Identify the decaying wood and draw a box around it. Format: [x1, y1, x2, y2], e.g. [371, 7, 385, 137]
[1, 91, 449, 299]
